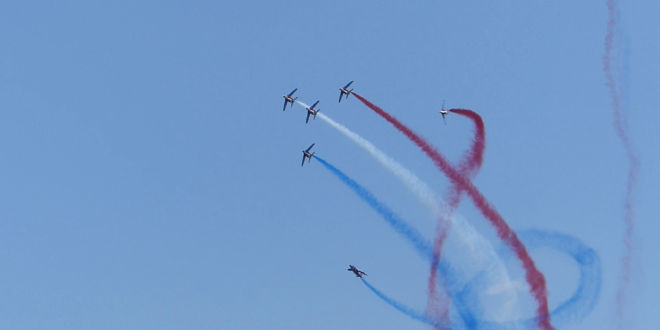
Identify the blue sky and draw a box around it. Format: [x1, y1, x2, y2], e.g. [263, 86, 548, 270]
[0, 1, 658, 329]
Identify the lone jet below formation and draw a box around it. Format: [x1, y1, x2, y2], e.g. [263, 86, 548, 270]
[338, 81, 354, 102]
[305, 101, 321, 123]
[348, 265, 367, 278]
[439, 100, 449, 125]
[301, 143, 315, 166]
[282, 88, 298, 111]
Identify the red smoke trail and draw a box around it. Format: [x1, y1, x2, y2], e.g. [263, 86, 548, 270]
[604, 1, 640, 328]
[425, 109, 486, 327]
[450, 109, 487, 177]
[352, 93, 554, 330]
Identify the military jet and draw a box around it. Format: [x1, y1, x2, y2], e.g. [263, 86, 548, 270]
[338, 81, 354, 103]
[439, 100, 449, 125]
[282, 88, 298, 111]
[301, 143, 315, 166]
[348, 265, 367, 278]
[305, 101, 320, 123]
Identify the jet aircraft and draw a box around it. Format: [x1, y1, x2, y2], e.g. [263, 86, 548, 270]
[301, 143, 315, 166]
[282, 88, 298, 111]
[439, 100, 449, 125]
[305, 101, 320, 123]
[338, 81, 354, 102]
[348, 265, 367, 278]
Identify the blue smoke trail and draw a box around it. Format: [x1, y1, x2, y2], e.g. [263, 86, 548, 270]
[358, 230, 601, 330]
[518, 230, 602, 329]
[453, 230, 602, 330]
[315, 156, 433, 259]
[314, 157, 601, 329]
[361, 278, 450, 329]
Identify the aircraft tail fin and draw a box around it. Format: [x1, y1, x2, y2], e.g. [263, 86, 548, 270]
[292, 97, 298, 107]
[348, 88, 353, 98]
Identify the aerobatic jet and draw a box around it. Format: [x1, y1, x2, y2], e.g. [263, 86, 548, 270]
[439, 100, 449, 125]
[282, 88, 298, 111]
[301, 143, 315, 166]
[305, 101, 320, 123]
[338, 81, 354, 102]
[348, 265, 367, 278]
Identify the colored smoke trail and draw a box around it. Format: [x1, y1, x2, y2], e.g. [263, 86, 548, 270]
[361, 279, 449, 329]
[315, 111, 441, 216]
[295, 100, 517, 320]
[455, 230, 602, 330]
[352, 92, 554, 330]
[515, 230, 602, 329]
[362, 230, 601, 330]
[427, 109, 486, 326]
[314, 155, 476, 328]
[604, 1, 640, 327]
[314, 156, 600, 329]
[308, 107, 515, 304]
[314, 156, 433, 259]
[449, 109, 486, 176]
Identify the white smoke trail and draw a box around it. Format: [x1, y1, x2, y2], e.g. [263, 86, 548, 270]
[318, 112, 442, 216]
[295, 100, 520, 316]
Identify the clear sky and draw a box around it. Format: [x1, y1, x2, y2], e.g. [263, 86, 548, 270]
[0, 1, 658, 329]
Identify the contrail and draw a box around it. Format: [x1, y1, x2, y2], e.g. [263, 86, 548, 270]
[361, 278, 450, 329]
[352, 92, 554, 330]
[314, 156, 432, 259]
[603, 1, 640, 327]
[459, 230, 602, 330]
[315, 110, 441, 216]
[515, 230, 602, 329]
[427, 108, 486, 327]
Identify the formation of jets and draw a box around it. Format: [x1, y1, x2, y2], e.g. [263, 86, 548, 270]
[282, 81, 355, 124]
[282, 81, 448, 127]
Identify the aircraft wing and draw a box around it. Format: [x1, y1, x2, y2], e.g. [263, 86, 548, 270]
[283, 99, 288, 111]
[306, 112, 311, 124]
[311, 100, 319, 109]
[338, 91, 343, 103]
[343, 81, 353, 89]
[306, 143, 315, 152]
[301, 154, 306, 166]
[288, 88, 298, 97]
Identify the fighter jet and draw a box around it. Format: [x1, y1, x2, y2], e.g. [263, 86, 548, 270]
[305, 101, 320, 123]
[348, 265, 367, 278]
[301, 143, 315, 166]
[282, 88, 298, 111]
[338, 81, 354, 103]
[439, 100, 449, 125]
